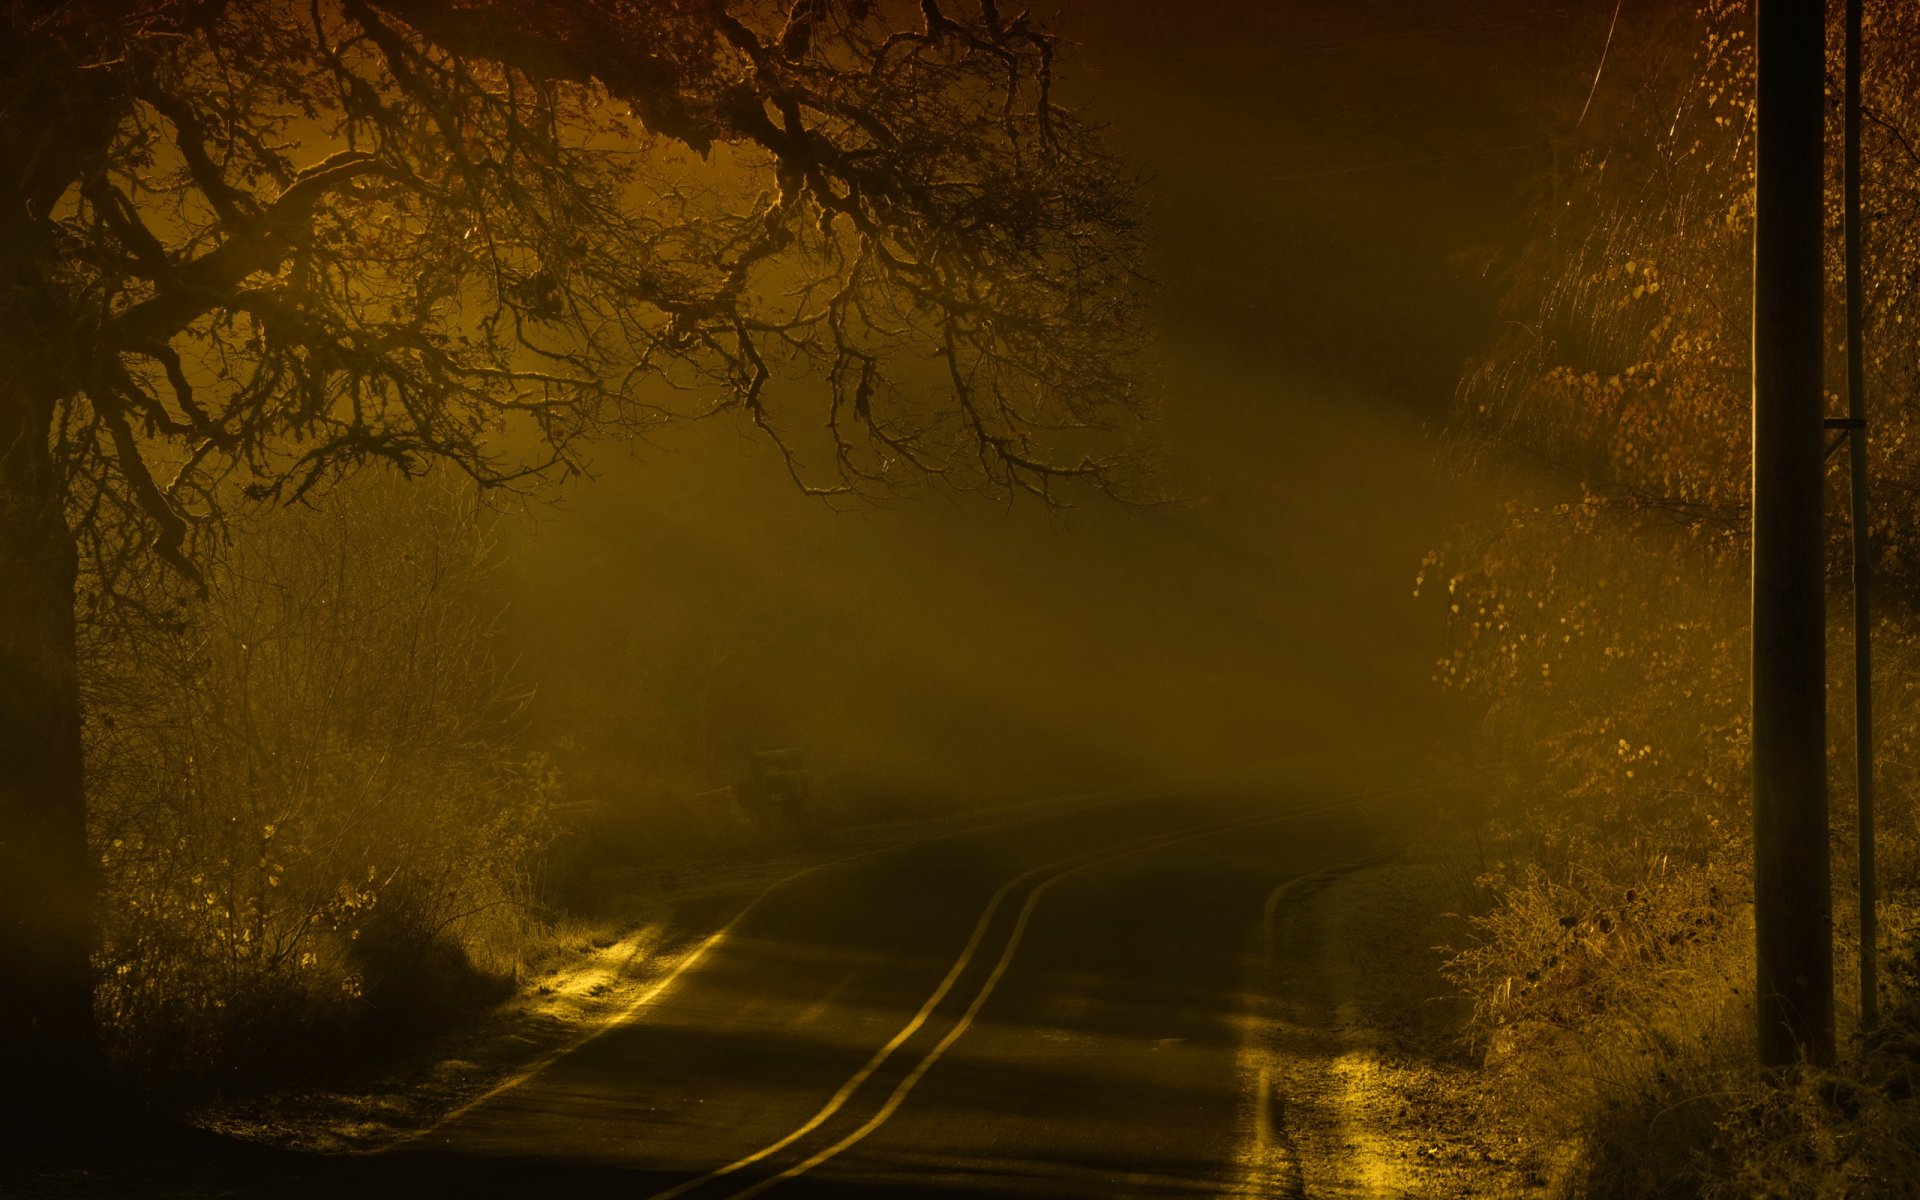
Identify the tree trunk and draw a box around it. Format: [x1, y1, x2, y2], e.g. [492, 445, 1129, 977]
[0, 373, 100, 1112]
[0, 16, 148, 1129]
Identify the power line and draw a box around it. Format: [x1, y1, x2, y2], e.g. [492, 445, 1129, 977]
[1577, 0, 1626, 126]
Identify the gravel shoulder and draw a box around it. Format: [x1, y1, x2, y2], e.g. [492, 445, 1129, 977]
[1244, 856, 1555, 1198]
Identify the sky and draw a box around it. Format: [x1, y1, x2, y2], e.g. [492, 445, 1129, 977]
[496, 0, 1606, 810]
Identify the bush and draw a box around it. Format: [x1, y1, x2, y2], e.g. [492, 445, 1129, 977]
[83, 469, 556, 1087]
[1430, 0, 1920, 1191]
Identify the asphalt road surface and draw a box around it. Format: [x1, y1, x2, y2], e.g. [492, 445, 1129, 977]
[297, 786, 1416, 1198]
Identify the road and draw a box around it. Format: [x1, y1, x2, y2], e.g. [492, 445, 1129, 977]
[283, 786, 1421, 1199]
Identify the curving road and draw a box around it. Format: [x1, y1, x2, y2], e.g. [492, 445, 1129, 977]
[284, 786, 1421, 1199]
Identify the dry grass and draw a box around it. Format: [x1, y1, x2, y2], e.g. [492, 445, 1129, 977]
[1429, 811, 1920, 1198]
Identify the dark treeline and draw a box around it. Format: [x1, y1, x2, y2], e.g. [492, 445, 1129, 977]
[1428, 1, 1920, 1192]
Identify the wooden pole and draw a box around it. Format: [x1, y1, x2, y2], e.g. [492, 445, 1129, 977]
[1844, 0, 1877, 1033]
[1751, 0, 1833, 1068]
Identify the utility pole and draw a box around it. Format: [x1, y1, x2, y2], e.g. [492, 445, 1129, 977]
[1843, 0, 1877, 1033]
[1751, 0, 1833, 1067]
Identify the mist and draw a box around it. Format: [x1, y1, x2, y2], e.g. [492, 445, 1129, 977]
[42, 2, 1904, 1194]
[493, 0, 1562, 816]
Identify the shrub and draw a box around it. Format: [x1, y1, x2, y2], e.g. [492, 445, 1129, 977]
[1431, 0, 1920, 1191]
[84, 469, 555, 1086]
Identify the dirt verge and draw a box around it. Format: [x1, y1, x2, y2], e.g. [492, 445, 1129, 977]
[1241, 856, 1557, 1198]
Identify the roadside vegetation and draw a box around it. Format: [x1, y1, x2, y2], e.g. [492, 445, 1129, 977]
[2, 0, 1145, 1125]
[1426, 1, 1920, 1193]
[83, 468, 564, 1091]
[72, 464, 1012, 1105]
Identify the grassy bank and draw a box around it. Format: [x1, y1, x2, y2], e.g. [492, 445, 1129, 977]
[1251, 855, 1551, 1198]
[1267, 842, 1920, 1199]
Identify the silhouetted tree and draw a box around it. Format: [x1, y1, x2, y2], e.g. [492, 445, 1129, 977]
[0, 0, 1146, 1109]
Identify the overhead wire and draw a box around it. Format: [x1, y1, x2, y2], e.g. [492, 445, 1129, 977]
[1577, 0, 1626, 126]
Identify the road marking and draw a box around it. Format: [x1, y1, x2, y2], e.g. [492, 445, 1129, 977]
[644, 863, 1044, 1199]
[667, 777, 1467, 1198]
[1236, 849, 1400, 1199]
[382, 918, 738, 1151]
[1262, 850, 1396, 960]
[382, 846, 876, 1152]
[725, 830, 1188, 1198]
[650, 808, 1300, 1199]
[386, 787, 1179, 1153]
[642, 793, 1233, 1198]
[383, 759, 1415, 1154]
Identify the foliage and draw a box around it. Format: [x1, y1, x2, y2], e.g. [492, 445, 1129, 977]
[12, 0, 1150, 597]
[85, 469, 551, 1082]
[1430, 0, 1920, 1192]
[0, 0, 1150, 1088]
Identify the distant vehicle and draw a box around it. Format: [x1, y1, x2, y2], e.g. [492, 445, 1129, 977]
[688, 749, 822, 844]
[734, 748, 814, 832]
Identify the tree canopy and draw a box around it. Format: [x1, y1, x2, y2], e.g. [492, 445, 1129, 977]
[0, 0, 1148, 1101]
[5, 0, 1148, 591]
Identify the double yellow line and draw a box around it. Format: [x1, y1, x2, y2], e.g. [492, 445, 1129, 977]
[650, 775, 1463, 1199]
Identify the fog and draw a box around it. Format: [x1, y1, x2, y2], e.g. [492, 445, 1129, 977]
[494, 0, 1582, 813]
[27, 4, 1916, 1186]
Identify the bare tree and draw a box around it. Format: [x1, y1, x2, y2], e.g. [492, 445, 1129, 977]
[0, 0, 1147, 1103]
